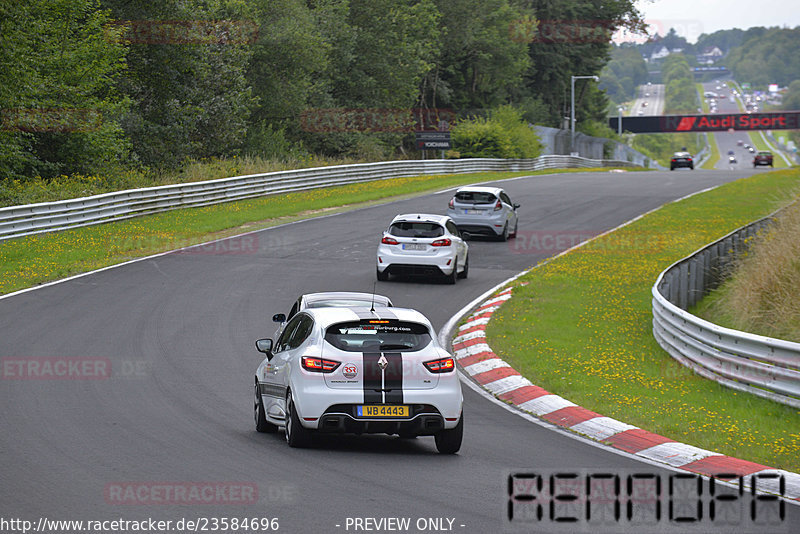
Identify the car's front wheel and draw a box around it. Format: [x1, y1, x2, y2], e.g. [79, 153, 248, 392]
[255, 382, 278, 433]
[285, 391, 312, 448]
[435, 414, 463, 454]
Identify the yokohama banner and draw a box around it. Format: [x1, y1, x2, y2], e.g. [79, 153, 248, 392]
[609, 112, 800, 133]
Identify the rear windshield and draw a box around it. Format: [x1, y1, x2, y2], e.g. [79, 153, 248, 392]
[389, 222, 444, 238]
[325, 320, 432, 352]
[454, 191, 497, 204]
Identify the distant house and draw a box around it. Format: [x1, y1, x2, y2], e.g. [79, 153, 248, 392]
[697, 46, 724, 64]
[649, 46, 670, 61]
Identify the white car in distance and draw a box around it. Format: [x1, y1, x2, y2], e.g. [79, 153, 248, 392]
[254, 306, 464, 453]
[446, 186, 519, 241]
[376, 214, 468, 284]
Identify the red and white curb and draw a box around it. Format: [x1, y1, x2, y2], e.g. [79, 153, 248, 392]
[452, 286, 800, 503]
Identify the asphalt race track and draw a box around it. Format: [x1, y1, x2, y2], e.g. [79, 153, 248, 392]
[2, 168, 797, 533]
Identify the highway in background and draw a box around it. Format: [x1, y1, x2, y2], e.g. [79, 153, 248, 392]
[700, 80, 794, 170]
[630, 83, 665, 116]
[700, 81, 750, 170]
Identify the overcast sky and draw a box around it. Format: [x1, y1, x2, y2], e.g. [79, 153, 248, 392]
[613, 0, 800, 43]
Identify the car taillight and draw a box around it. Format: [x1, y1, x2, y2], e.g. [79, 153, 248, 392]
[424, 357, 455, 373]
[302, 356, 340, 373]
[431, 238, 451, 247]
[448, 198, 455, 210]
[494, 200, 502, 211]
[381, 236, 399, 245]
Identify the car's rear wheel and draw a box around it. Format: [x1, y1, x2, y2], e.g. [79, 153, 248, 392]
[285, 391, 312, 448]
[376, 268, 389, 281]
[444, 258, 458, 285]
[498, 223, 509, 242]
[255, 382, 278, 433]
[457, 254, 469, 279]
[435, 414, 463, 454]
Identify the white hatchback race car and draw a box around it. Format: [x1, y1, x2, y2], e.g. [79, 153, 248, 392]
[446, 186, 519, 241]
[254, 306, 464, 453]
[376, 213, 468, 283]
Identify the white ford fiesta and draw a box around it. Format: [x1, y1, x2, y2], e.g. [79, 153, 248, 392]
[376, 213, 469, 283]
[254, 306, 464, 453]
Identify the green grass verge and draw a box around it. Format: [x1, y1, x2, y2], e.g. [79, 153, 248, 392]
[486, 168, 800, 471]
[697, 83, 710, 113]
[701, 133, 720, 169]
[0, 167, 635, 296]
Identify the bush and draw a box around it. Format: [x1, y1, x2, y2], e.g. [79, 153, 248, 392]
[451, 105, 542, 159]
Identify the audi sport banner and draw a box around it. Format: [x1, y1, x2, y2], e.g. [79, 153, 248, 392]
[609, 111, 800, 133]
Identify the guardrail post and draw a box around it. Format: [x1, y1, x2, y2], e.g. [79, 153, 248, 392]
[678, 262, 689, 310]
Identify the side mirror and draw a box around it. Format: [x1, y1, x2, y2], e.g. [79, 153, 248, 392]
[513, 203, 520, 210]
[462, 232, 471, 241]
[272, 313, 286, 323]
[255, 338, 273, 355]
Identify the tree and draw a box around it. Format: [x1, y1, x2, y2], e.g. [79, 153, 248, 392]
[599, 44, 648, 103]
[782, 80, 800, 111]
[0, 0, 129, 178]
[514, 0, 645, 127]
[304, 0, 441, 157]
[245, 0, 328, 148]
[725, 28, 800, 87]
[103, 0, 255, 168]
[419, 0, 531, 111]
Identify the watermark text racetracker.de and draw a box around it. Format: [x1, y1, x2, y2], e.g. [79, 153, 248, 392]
[104, 20, 260, 45]
[1, 357, 148, 380]
[106, 234, 262, 256]
[508, 230, 668, 255]
[1, 108, 102, 133]
[300, 108, 456, 134]
[0, 516, 279, 533]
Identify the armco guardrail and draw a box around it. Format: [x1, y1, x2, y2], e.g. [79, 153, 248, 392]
[0, 156, 638, 241]
[652, 213, 800, 408]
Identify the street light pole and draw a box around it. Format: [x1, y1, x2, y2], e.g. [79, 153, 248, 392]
[570, 75, 600, 154]
[618, 106, 623, 136]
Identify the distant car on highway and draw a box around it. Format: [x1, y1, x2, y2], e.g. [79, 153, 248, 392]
[753, 151, 773, 167]
[376, 213, 469, 283]
[447, 186, 519, 241]
[670, 152, 694, 171]
[253, 306, 464, 453]
[737, 140, 744, 146]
